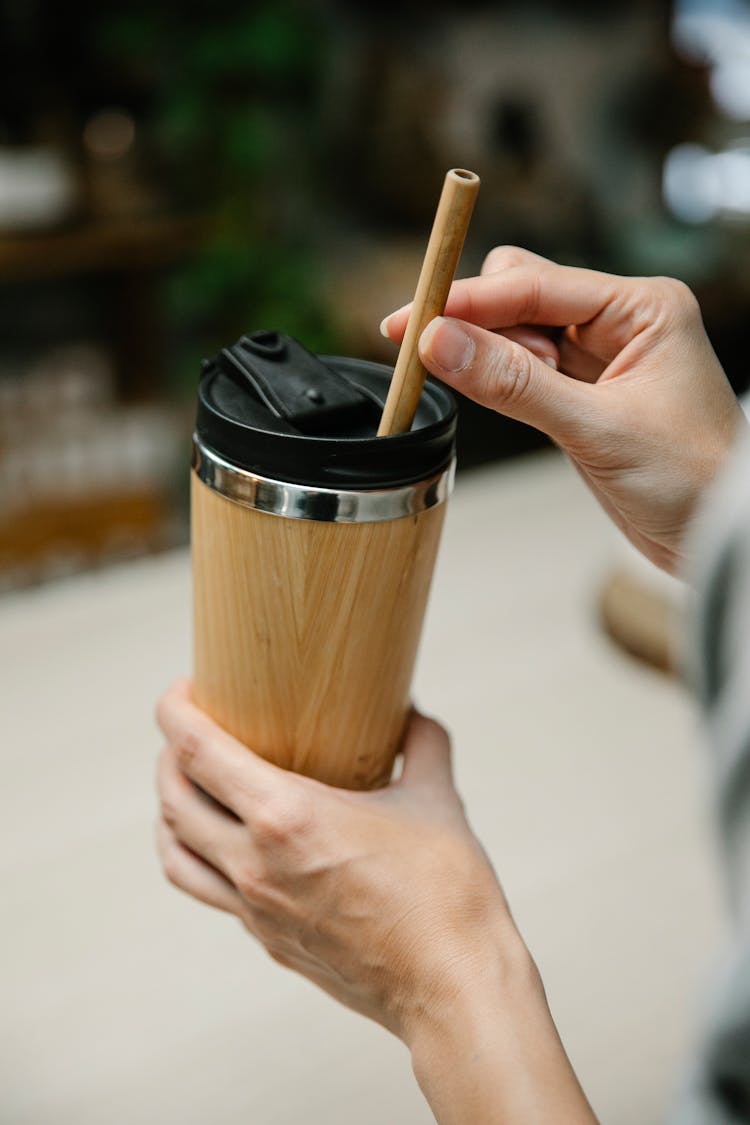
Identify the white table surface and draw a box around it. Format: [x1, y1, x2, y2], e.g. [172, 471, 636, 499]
[1, 450, 726, 1124]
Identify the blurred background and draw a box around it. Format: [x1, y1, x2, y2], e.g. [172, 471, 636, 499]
[1, 0, 749, 589]
[2, 2, 750, 1123]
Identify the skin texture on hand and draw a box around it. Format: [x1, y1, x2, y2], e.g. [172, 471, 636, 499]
[156, 679, 520, 1039]
[381, 246, 747, 574]
[155, 679, 598, 1123]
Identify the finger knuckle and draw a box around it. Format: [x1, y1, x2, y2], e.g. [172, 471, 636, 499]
[517, 271, 543, 322]
[482, 244, 526, 272]
[235, 862, 269, 904]
[173, 729, 204, 773]
[653, 276, 700, 320]
[154, 691, 174, 734]
[159, 799, 178, 830]
[415, 713, 450, 745]
[267, 947, 292, 969]
[252, 792, 312, 847]
[487, 342, 533, 405]
[161, 851, 181, 888]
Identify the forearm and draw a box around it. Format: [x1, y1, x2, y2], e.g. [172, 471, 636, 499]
[408, 926, 599, 1125]
[156, 684, 599, 1121]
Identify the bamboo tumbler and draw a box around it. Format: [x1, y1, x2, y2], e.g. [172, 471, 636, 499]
[191, 331, 456, 789]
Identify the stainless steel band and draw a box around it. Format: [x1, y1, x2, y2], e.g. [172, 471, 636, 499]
[192, 437, 455, 523]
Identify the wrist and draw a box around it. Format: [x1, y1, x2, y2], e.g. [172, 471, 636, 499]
[406, 919, 597, 1125]
[406, 917, 539, 1073]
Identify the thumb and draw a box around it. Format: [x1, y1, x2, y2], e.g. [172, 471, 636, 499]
[399, 710, 454, 792]
[419, 316, 592, 445]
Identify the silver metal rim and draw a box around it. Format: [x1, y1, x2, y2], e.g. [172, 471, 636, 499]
[192, 437, 454, 523]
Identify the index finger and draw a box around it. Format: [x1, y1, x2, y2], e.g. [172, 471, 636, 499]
[382, 262, 619, 343]
[155, 678, 282, 815]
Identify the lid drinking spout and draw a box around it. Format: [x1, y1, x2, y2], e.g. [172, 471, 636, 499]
[215, 330, 375, 436]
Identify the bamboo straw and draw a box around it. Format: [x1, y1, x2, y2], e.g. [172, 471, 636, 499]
[377, 168, 480, 436]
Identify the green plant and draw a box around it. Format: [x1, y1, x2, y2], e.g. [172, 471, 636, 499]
[96, 1, 341, 385]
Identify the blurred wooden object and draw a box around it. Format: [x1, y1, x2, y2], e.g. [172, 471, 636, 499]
[0, 489, 168, 582]
[0, 389, 186, 588]
[599, 570, 678, 674]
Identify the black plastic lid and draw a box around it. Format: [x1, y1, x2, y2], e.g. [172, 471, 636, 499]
[195, 330, 457, 489]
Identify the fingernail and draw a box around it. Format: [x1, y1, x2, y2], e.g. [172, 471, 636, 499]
[380, 304, 409, 338]
[420, 317, 475, 373]
[543, 355, 558, 370]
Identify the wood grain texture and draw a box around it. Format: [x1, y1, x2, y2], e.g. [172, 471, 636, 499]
[378, 168, 479, 436]
[192, 473, 447, 789]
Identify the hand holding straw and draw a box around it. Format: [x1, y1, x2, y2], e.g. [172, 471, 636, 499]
[378, 168, 480, 437]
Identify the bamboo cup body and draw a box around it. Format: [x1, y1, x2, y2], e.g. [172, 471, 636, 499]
[191, 471, 447, 789]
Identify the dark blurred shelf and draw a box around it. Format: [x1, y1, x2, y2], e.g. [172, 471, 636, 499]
[0, 213, 213, 399]
[0, 214, 211, 283]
